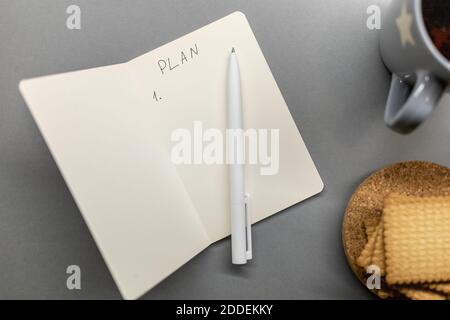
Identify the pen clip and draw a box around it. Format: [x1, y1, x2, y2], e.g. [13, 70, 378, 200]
[245, 193, 252, 260]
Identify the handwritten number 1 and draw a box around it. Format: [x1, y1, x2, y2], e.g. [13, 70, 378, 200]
[153, 91, 162, 102]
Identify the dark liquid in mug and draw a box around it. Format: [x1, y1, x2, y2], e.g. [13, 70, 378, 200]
[422, 0, 450, 61]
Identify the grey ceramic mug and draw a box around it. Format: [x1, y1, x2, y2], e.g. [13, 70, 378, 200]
[380, 0, 450, 134]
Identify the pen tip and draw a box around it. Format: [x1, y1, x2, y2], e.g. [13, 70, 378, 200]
[231, 47, 235, 53]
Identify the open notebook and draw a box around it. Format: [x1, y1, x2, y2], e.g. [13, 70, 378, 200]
[19, 12, 323, 299]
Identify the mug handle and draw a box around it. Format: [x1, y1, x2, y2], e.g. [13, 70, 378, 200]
[384, 72, 445, 134]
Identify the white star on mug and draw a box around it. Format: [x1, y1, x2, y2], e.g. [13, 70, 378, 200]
[396, 2, 416, 47]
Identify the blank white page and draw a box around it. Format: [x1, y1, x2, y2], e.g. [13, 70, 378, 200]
[19, 64, 210, 300]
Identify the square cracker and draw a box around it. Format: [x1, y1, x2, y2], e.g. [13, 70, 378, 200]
[398, 288, 447, 300]
[427, 283, 450, 295]
[371, 221, 385, 276]
[357, 223, 381, 268]
[383, 194, 450, 285]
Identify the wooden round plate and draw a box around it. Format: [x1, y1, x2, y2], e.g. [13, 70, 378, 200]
[342, 161, 450, 298]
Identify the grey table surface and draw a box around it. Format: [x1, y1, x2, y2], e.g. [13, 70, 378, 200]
[1, 0, 449, 300]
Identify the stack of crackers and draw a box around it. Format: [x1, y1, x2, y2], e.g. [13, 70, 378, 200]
[357, 194, 450, 300]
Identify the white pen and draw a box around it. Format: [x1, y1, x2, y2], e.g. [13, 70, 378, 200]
[228, 47, 252, 264]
